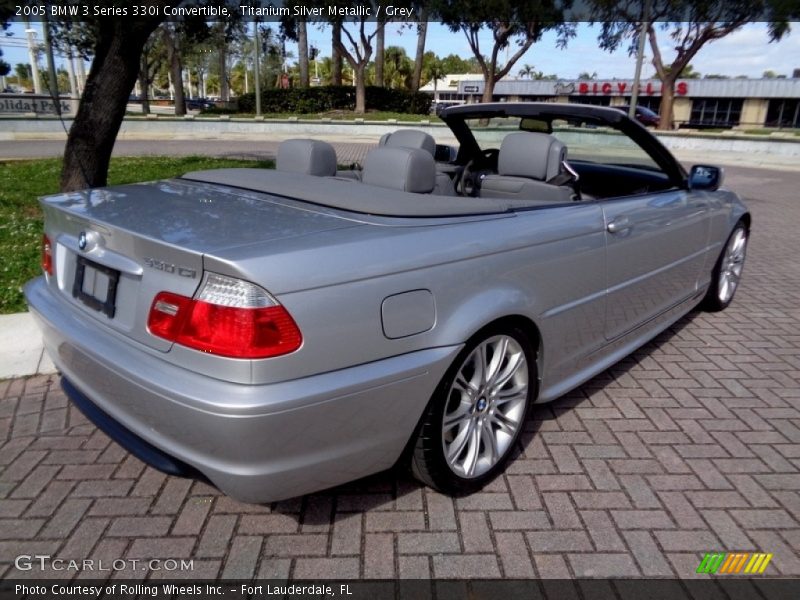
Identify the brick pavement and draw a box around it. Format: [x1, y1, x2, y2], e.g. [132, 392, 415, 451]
[1, 166, 799, 580]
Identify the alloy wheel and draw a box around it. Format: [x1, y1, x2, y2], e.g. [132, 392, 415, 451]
[718, 227, 747, 304]
[441, 334, 528, 478]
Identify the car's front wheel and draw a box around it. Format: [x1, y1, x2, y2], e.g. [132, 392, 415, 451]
[702, 222, 748, 312]
[411, 324, 534, 494]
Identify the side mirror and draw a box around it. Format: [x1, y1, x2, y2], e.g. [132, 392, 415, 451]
[688, 165, 724, 191]
[434, 144, 458, 163]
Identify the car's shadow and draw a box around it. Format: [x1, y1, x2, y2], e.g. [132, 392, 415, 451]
[272, 310, 701, 524]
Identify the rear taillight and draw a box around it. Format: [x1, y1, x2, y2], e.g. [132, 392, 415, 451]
[147, 273, 302, 359]
[42, 234, 53, 276]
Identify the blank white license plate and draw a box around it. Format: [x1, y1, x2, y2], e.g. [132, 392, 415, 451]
[72, 256, 120, 318]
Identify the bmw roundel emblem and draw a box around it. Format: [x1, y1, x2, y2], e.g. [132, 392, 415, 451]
[78, 231, 87, 251]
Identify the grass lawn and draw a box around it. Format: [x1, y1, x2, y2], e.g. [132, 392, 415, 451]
[0, 156, 273, 315]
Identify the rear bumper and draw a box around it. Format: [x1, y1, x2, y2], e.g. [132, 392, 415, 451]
[61, 377, 205, 480]
[25, 277, 460, 503]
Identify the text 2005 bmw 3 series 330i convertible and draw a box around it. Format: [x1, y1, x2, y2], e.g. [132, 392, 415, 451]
[25, 103, 749, 503]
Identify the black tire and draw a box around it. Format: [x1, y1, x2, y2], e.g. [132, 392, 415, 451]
[411, 323, 535, 495]
[701, 222, 748, 313]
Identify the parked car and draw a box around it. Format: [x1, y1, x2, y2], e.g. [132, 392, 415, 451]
[26, 103, 748, 503]
[186, 97, 215, 111]
[614, 104, 660, 127]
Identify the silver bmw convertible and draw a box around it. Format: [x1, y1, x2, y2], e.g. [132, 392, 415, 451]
[25, 103, 749, 503]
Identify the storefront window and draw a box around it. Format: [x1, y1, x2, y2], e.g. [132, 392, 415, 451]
[689, 98, 743, 128]
[765, 99, 800, 128]
[633, 97, 661, 113]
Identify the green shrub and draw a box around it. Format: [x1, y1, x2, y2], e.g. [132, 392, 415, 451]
[237, 86, 431, 115]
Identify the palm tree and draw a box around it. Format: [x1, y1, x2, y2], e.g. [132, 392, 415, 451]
[331, 21, 342, 85]
[424, 58, 447, 100]
[297, 19, 309, 87]
[385, 46, 412, 89]
[518, 64, 536, 79]
[411, 6, 428, 90]
[375, 21, 385, 87]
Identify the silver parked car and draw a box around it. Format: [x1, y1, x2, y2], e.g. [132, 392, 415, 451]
[25, 103, 749, 502]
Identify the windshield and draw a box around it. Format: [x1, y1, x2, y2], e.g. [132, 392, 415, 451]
[464, 116, 661, 171]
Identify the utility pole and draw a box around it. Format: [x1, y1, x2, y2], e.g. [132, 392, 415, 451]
[629, 0, 649, 120]
[310, 44, 319, 85]
[23, 20, 42, 94]
[66, 48, 78, 98]
[75, 55, 86, 94]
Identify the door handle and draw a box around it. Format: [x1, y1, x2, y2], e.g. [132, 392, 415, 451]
[607, 217, 631, 234]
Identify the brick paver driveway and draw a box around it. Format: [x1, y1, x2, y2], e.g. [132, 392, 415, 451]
[1, 165, 799, 580]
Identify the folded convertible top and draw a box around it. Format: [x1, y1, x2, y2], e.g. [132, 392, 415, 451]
[181, 168, 541, 217]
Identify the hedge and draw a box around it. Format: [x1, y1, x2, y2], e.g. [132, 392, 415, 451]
[236, 86, 431, 115]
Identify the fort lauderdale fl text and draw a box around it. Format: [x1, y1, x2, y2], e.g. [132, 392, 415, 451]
[16, 583, 353, 597]
[240, 3, 416, 17]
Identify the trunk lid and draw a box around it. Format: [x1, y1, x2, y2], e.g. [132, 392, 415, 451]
[41, 178, 362, 351]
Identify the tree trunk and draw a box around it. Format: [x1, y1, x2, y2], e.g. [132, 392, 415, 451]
[658, 78, 676, 130]
[167, 33, 185, 115]
[411, 13, 428, 91]
[482, 79, 495, 104]
[355, 63, 366, 113]
[60, 20, 161, 191]
[375, 24, 385, 87]
[297, 19, 309, 87]
[218, 39, 229, 101]
[331, 22, 343, 85]
[138, 52, 150, 114]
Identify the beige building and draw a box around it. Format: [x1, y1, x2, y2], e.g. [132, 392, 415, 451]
[427, 76, 800, 129]
[418, 74, 483, 107]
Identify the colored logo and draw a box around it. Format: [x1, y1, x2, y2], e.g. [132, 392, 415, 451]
[697, 552, 773, 575]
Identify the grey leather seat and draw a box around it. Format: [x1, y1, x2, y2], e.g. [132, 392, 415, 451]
[480, 132, 575, 203]
[379, 129, 437, 156]
[361, 147, 436, 194]
[379, 129, 455, 196]
[276, 139, 338, 177]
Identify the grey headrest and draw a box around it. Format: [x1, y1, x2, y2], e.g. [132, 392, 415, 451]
[379, 129, 436, 156]
[276, 139, 337, 176]
[498, 132, 566, 181]
[362, 147, 436, 193]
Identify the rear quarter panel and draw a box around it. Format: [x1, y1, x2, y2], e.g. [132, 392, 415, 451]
[206, 203, 608, 394]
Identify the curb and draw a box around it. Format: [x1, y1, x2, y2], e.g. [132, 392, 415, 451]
[0, 312, 56, 380]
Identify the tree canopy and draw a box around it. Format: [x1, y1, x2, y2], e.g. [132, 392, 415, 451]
[436, 0, 575, 102]
[592, 0, 793, 129]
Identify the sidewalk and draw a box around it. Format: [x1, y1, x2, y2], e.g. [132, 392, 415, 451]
[0, 312, 56, 379]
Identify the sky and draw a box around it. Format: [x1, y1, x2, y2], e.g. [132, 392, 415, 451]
[2, 21, 798, 81]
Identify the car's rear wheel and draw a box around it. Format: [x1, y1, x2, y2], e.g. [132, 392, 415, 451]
[411, 324, 534, 494]
[701, 222, 748, 312]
